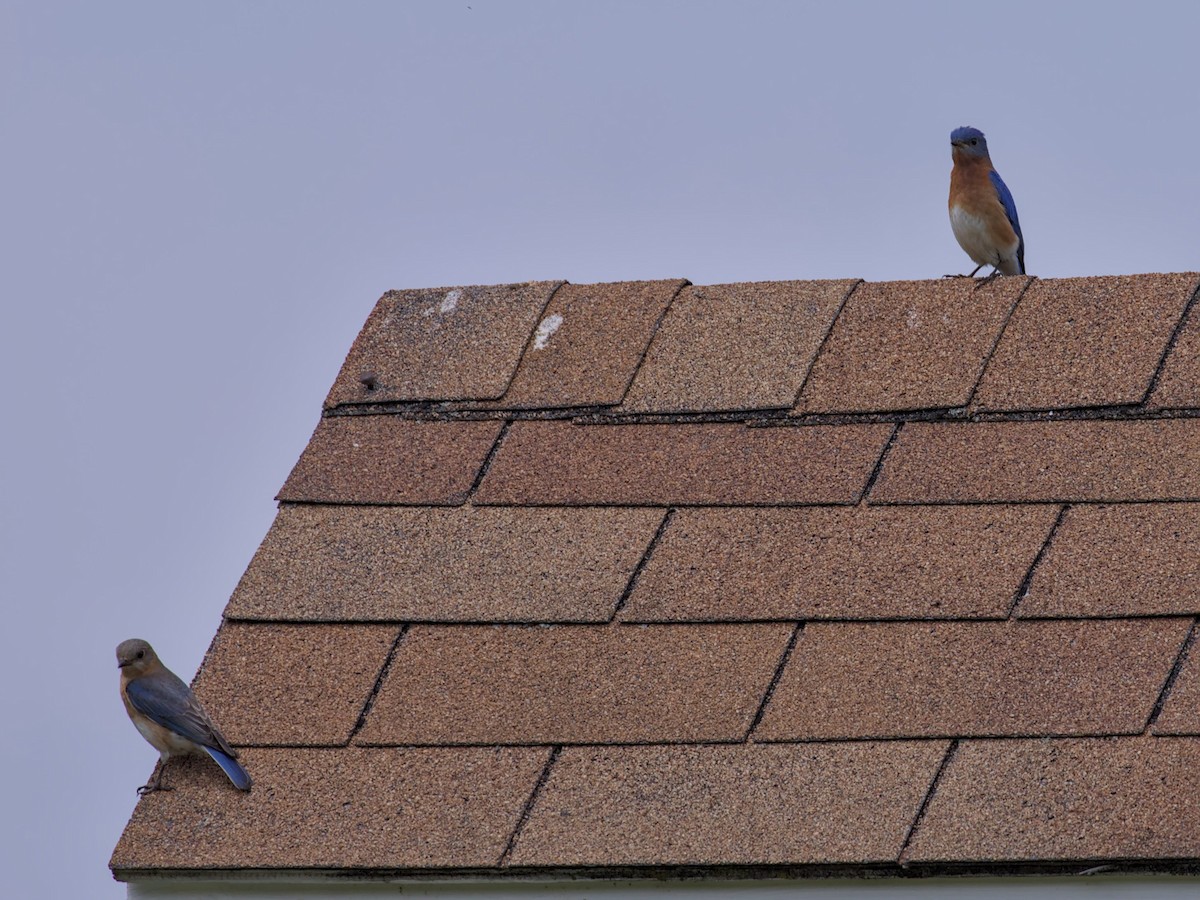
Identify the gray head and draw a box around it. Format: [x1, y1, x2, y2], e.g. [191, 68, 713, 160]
[116, 638, 160, 674]
[950, 126, 990, 159]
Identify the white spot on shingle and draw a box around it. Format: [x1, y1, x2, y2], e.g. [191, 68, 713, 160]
[906, 308, 922, 329]
[532, 313, 564, 350]
[439, 289, 462, 314]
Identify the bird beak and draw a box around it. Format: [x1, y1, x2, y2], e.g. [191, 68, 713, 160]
[117, 659, 129, 668]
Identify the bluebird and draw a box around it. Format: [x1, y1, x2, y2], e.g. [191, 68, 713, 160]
[948, 126, 1025, 280]
[116, 638, 251, 794]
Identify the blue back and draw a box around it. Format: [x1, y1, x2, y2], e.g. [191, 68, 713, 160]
[989, 169, 1026, 273]
[126, 671, 217, 749]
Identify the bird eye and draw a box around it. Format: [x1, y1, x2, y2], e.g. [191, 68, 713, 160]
[137, 650, 144, 658]
[969, 139, 977, 145]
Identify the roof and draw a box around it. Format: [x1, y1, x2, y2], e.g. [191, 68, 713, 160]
[111, 272, 1200, 882]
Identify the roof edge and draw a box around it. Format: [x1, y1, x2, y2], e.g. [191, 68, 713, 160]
[115, 860, 1200, 884]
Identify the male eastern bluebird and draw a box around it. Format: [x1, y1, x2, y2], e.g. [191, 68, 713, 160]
[948, 126, 1025, 279]
[117, 638, 251, 794]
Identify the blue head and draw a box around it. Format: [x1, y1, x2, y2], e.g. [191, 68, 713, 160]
[950, 126, 989, 159]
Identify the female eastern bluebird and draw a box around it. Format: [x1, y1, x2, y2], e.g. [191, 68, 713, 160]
[117, 638, 252, 793]
[948, 126, 1025, 279]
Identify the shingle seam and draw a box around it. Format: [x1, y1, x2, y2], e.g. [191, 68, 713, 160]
[319, 404, 1200, 425]
[859, 421, 902, 504]
[220, 611, 1200, 626]
[350, 732, 1188, 749]
[1006, 504, 1069, 618]
[871, 497, 1200, 508]
[1143, 277, 1200, 404]
[609, 508, 675, 621]
[463, 420, 512, 501]
[492, 280, 568, 401]
[270, 497, 1200, 514]
[346, 625, 410, 743]
[744, 623, 804, 741]
[1146, 617, 1199, 730]
[472, 500, 870, 510]
[110, 860, 1200, 881]
[897, 738, 959, 866]
[789, 278, 864, 407]
[963, 275, 1037, 412]
[498, 745, 562, 867]
[611, 279, 692, 406]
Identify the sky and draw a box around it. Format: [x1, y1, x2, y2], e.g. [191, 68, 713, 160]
[2, 1, 1198, 896]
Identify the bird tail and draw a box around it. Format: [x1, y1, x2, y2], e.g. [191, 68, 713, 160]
[204, 746, 252, 791]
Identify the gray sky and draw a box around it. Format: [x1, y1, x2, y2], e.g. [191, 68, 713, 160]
[2, 1, 1198, 895]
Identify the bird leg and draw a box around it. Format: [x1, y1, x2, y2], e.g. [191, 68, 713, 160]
[973, 267, 1002, 290]
[136, 762, 174, 795]
[943, 263, 987, 279]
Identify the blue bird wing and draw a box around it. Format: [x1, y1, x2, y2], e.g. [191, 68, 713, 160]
[990, 169, 1025, 272]
[203, 746, 253, 791]
[125, 671, 237, 757]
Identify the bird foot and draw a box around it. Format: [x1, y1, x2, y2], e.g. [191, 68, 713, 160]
[137, 771, 173, 794]
[973, 270, 1002, 290]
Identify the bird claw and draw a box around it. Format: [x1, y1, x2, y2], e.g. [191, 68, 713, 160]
[973, 270, 1002, 290]
[136, 770, 173, 794]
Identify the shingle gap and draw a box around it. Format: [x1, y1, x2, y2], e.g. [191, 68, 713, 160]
[859, 422, 902, 503]
[744, 622, 804, 741]
[1007, 504, 1069, 618]
[498, 745, 562, 867]
[464, 420, 512, 500]
[897, 738, 960, 866]
[611, 279, 692, 406]
[501, 281, 571, 391]
[1145, 280, 1200, 404]
[610, 509, 674, 621]
[963, 276, 1036, 411]
[347, 625, 410, 742]
[789, 279, 864, 406]
[1146, 617, 1199, 730]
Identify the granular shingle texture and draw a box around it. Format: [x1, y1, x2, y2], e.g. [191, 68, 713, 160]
[191, 622, 400, 744]
[755, 619, 1190, 740]
[357, 623, 793, 745]
[795, 277, 1025, 414]
[226, 504, 664, 621]
[972, 273, 1199, 412]
[278, 415, 503, 505]
[871, 419, 1200, 503]
[492, 280, 685, 409]
[510, 742, 948, 866]
[324, 281, 561, 405]
[474, 420, 892, 506]
[110, 747, 549, 871]
[114, 273, 1200, 885]
[1020, 503, 1200, 617]
[1151, 298, 1200, 408]
[905, 737, 1200, 862]
[621, 280, 854, 412]
[623, 505, 1057, 621]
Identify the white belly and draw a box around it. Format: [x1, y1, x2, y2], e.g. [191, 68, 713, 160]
[133, 716, 201, 758]
[949, 205, 996, 266]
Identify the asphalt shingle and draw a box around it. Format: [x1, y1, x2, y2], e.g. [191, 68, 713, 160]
[114, 274, 1200, 882]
